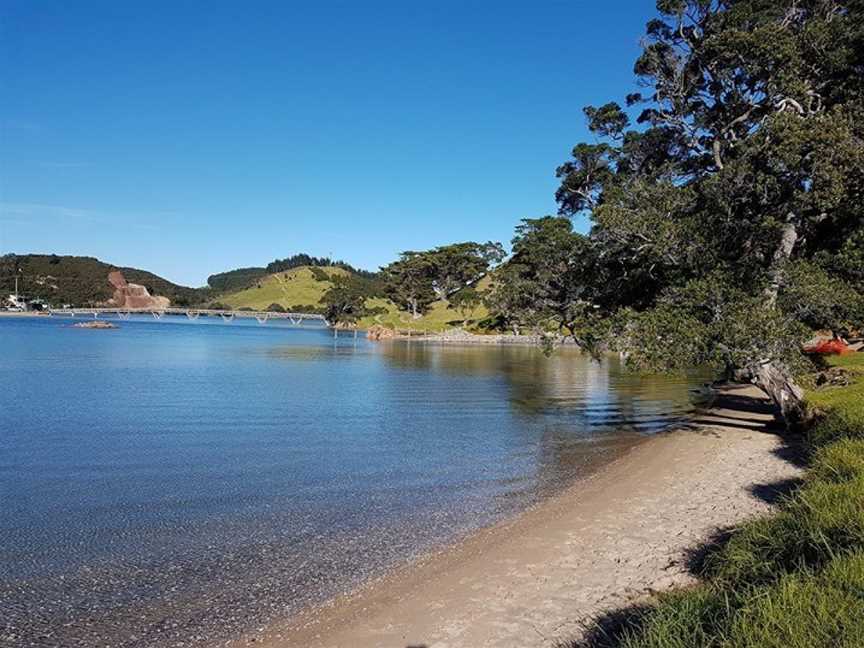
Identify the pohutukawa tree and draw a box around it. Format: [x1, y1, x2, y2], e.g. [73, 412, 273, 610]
[383, 242, 504, 319]
[507, 0, 864, 423]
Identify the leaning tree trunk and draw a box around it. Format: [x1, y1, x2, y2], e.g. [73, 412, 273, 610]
[737, 360, 806, 427]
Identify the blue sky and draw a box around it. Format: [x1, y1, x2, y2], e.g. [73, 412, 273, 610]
[1, 1, 655, 286]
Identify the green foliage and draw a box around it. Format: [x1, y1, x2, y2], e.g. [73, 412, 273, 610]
[207, 254, 377, 294]
[309, 267, 330, 282]
[0, 254, 208, 307]
[206, 267, 268, 293]
[779, 261, 864, 336]
[618, 277, 810, 379]
[382, 241, 502, 319]
[486, 217, 600, 339]
[526, 0, 864, 414]
[381, 252, 437, 318]
[448, 287, 481, 320]
[587, 334, 864, 648]
[826, 227, 864, 291]
[265, 253, 374, 278]
[320, 275, 383, 325]
[266, 302, 285, 313]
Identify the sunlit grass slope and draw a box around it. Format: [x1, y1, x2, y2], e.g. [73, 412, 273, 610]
[219, 266, 348, 310]
[219, 267, 493, 330]
[357, 275, 493, 332]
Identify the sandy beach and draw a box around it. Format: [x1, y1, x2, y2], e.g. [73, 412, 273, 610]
[229, 384, 802, 648]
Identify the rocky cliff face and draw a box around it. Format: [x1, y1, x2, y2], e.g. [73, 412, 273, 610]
[107, 270, 170, 310]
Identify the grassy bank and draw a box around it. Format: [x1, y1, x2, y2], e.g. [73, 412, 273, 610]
[218, 265, 491, 332]
[579, 353, 864, 648]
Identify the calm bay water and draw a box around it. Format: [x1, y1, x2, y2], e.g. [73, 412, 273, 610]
[0, 316, 702, 647]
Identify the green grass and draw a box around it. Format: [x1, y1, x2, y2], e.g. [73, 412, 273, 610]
[218, 266, 348, 311]
[581, 350, 864, 648]
[810, 439, 864, 483]
[725, 557, 864, 648]
[357, 296, 490, 332]
[615, 588, 732, 648]
[217, 266, 492, 331]
[356, 275, 493, 332]
[806, 354, 864, 445]
[703, 477, 864, 588]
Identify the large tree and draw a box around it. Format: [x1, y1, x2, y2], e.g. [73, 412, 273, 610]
[487, 217, 603, 340]
[381, 251, 438, 319]
[382, 241, 504, 318]
[547, 0, 864, 422]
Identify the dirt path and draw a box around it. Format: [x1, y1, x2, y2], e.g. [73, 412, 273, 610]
[232, 384, 803, 648]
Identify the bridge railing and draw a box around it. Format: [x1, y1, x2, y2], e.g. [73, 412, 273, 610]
[48, 307, 328, 325]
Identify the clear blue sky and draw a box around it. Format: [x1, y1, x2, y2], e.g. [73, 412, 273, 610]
[1, 1, 654, 287]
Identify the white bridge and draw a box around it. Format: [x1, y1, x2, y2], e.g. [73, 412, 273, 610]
[48, 307, 330, 327]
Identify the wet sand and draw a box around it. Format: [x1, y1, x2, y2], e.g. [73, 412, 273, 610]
[230, 384, 803, 648]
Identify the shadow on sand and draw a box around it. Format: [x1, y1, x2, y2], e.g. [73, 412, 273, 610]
[559, 384, 807, 648]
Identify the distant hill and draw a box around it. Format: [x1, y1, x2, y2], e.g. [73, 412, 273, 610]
[0, 254, 208, 307]
[217, 264, 492, 331]
[218, 266, 350, 311]
[207, 253, 376, 294]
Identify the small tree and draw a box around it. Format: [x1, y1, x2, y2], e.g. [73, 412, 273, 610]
[321, 276, 372, 326]
[449, 287, 482, 323]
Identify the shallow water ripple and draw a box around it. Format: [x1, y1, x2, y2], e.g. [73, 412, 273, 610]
[0, 317, 702, 647]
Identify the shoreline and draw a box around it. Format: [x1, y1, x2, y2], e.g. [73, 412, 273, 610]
[0, 310, 49, 317]
[228, 384, 803, 648]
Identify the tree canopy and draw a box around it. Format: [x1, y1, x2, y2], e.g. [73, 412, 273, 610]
[382, 241, 504, 318]
[493, 0, 864, 422]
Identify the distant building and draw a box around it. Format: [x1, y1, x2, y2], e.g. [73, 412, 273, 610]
[4, 294, 49, 311]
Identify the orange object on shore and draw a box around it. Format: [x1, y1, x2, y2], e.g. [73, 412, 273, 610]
[804, 338, 851, 355]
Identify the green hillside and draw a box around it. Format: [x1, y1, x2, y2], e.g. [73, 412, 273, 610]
[0, 254, 208, 307]
[218, 266, 350, 311]
[215, 266, 489, 331]
[217, 264, 491, 330]
[357, 275, 493, 331]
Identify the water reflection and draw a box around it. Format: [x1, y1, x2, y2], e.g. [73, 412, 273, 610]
[0, 319, 704, 648]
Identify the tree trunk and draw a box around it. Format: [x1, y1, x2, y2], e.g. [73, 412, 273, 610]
[737, 360, 806, 426]
[763, 214, 799, 307]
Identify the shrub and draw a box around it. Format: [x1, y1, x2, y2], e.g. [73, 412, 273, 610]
[810, 439, 864, 483]
[266, 303, 285, 313]
[310, 267, 330, 282]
